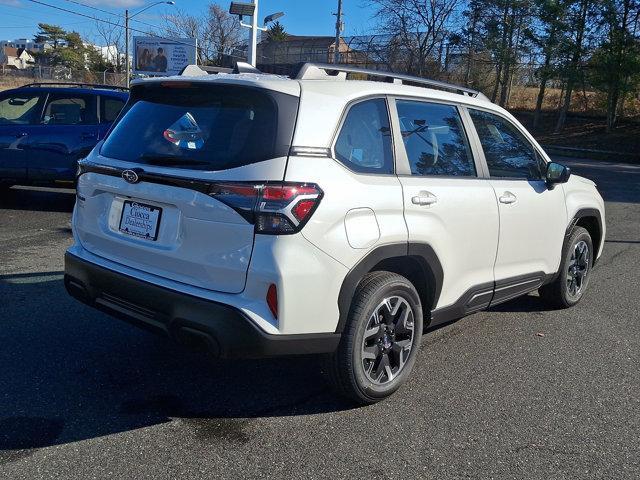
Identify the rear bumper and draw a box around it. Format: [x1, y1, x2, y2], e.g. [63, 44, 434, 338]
[64, 252, 341, 358]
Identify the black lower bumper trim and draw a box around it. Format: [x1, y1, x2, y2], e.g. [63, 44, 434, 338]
[64, 252, 341, 358]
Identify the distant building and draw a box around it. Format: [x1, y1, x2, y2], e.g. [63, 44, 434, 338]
[0, 39, 48, 53]
[258, 35, 365, 67]
[0, 46, 35, 70]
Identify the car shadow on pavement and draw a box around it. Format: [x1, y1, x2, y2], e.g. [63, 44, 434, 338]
[0, 187, 75, 213]
[0, 272, 353, 461]
[487, 293, 557, 313]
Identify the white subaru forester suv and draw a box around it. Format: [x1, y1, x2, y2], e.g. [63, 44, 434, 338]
[65, 63, 605, 404]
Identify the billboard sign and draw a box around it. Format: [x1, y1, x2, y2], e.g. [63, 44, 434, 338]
[133, 36, 197, 76]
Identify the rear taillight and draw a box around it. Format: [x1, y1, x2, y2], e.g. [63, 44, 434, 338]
[208, 182, 323, 235]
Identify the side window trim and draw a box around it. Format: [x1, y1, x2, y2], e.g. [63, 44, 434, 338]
[466, 105, 548, 181]
[330, 95, 396, 176]
[389, 96, 483, 179]
[34, 92, 49, 125]
[458, 105, 490, 178]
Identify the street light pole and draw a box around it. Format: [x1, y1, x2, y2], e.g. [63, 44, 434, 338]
[334, 0, 343, 64]
[231, 1, 283, 67]
[247, 0, 258, 67]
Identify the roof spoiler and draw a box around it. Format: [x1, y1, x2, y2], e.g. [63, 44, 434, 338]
[179, 62, 259, 76]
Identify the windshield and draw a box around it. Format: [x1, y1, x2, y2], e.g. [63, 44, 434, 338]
[100, 83, 299, 171]
[0, 92, 43, 125]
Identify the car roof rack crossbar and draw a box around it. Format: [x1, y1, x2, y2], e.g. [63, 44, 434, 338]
[295, 63, 484, 98]
[20, 82, 128, 91]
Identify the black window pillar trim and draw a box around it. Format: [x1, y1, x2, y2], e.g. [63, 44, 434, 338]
[458, 105, 491, 178]
[386, 96, 412, 176]
[335, 242, 444, 334]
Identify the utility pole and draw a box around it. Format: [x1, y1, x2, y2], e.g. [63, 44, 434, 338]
[125, 9, 129, 87]
[334, 0, 343, 64]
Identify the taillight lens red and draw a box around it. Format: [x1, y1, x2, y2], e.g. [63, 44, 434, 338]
[208, 182, 322, 235]
[266, 284, 278, 319]
[292, 199, 316, 221]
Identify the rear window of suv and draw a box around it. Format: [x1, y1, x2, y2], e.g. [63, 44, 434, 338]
[100, 83, 299, 171]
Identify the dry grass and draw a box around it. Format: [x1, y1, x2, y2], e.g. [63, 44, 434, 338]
[0, 76, 30, 92]
[508, 86, 640, 117]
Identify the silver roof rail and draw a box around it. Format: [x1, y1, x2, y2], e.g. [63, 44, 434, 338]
[295, 63, 485, 99]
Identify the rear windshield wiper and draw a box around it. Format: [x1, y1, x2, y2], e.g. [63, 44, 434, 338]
[138, 154, 209, 167]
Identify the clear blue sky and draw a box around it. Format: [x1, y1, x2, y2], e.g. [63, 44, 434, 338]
[0, 0, 380, 43]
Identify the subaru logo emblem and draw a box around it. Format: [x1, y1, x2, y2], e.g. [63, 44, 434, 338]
[122, 169, 140, 184]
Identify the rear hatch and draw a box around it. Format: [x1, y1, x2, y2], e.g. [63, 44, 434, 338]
[74, 78, 300, 293]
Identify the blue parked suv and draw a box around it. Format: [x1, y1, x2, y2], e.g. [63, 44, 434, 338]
[0, 82, 128, 189]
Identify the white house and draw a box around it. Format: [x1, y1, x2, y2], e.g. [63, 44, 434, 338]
[0, 46, 35, 70]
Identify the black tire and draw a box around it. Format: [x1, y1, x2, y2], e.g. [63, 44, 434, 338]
[326, 271, 423, 405]
[539, 226, 593, 309]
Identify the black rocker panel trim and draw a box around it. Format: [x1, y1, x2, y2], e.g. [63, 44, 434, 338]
[335, 243, 444, 334]
[490, 271, 545, 307]
[429, 271, 546, 327]
[429, 281, 494, 327]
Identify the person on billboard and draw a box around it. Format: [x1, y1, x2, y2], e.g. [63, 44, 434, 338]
[153, 47, 168, 72]
[138, 48, 153, 71]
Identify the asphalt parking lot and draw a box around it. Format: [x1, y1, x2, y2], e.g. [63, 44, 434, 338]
[1, 157, 639, 479]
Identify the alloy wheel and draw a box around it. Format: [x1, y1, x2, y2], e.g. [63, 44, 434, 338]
[567, 240, 589, 298]
[361, 296, 415, 385]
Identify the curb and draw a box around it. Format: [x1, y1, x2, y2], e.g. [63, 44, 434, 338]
[542, 145, 640, 164]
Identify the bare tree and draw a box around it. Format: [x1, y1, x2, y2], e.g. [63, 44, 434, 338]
[163, 3, 243, 66]
[367, 0, 462, 76]
[163, 10, 207, 63]
[554, 0, 594, 132]
[207, 4, 243, 65]
[93, 19, 125, 73]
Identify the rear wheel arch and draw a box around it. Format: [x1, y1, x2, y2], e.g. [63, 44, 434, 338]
[336, 243, 443, 333]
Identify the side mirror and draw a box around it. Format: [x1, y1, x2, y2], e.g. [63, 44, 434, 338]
[546, 162, 571, 187]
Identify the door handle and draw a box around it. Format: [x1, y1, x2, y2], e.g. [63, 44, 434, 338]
[81, 132, 97, 139]
[411, 191, 438, 206]
[499, 191, 517, 204]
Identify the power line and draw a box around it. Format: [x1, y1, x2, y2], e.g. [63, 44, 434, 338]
[24, 0, 245, 59]
[60, 0, 120, 18]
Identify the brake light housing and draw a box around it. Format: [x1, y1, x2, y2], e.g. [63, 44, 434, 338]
[208, 182, 323, 235]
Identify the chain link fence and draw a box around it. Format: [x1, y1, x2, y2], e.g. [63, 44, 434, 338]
[0, 66, 126, 90]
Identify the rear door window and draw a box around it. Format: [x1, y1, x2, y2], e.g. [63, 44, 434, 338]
[334, 98, 394, 174]
[42, 94, 97, 125]
[0, 92, 44, 125]
[101, 83, 299, 171]
[396, 100, 475, 177]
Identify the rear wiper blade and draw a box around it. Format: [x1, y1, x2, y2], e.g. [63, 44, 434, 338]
[138, 154, 208, 166]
